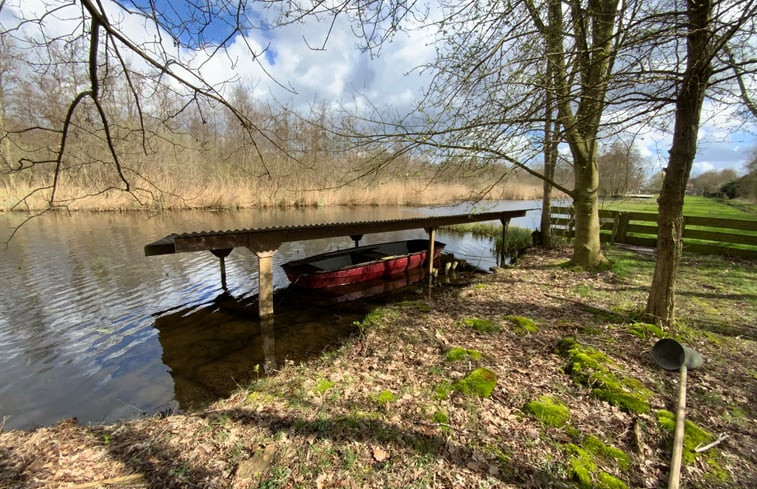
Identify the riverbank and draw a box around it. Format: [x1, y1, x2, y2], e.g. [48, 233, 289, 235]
[1, 246, 754, 488]
[0, 181, 544, 212]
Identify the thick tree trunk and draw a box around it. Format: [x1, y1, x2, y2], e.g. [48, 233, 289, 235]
[571, 150, 605, 268]
[646, 0, 712, 326]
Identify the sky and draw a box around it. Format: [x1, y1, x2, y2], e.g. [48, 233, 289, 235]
[2, 0, 755, 177]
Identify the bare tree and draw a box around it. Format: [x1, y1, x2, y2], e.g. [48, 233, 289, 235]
[597, 139, 648, 198]
[645, 0, 757, 327]
[1, 0, 288, 215]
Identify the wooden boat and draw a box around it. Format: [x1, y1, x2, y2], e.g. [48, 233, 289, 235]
[282, 239, 446, 289]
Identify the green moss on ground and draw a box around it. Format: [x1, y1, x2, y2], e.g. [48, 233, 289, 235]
[376, 390, 397, 407]
[656, 410, 716, 464]
[524, 395, 570, 427]
[453, 368, 498, 398]
[505, 315, 538, 334]
[629, 322, 666, 340]
[433, 381, 454, 400]
[445, 347, 483, 362]
[458, 317, 502, 334]
[557, 338, 652, 414]
[313, 379, 335, 395]
[564, 435, 630, 489]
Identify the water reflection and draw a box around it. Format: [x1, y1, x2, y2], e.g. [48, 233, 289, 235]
[154, 271, 434, 411]
[0, 203, 539, 430]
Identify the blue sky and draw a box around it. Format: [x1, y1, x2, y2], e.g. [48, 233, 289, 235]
[5, 0, 756, 176]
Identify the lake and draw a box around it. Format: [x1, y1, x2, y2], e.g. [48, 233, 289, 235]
[0, 202, 540, 431]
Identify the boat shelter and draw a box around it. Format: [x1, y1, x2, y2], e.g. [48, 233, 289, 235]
[144, 209, 532, 318]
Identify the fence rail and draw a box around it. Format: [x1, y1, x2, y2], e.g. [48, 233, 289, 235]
[550, 206, 757, 259]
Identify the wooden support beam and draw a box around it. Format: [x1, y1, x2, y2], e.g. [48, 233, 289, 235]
[500, 218, 511, 265]
[260, 316, 276, 373]
[425, 227, 437, 287]
[211, 248, 233, 289]
[254, 249, 277, 318]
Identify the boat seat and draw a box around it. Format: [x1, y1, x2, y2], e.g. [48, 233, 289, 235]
[351, 251, 388, 263]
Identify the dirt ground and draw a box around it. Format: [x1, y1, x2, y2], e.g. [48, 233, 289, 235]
[1, 246, 754, 489]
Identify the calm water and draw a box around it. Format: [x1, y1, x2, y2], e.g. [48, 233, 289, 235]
[0, 202, 539, 430]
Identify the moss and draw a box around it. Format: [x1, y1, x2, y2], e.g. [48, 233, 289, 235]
[376, 390, 397, 407]
[564, 437, 630, 489]
[629, 322, 666, 340]
[445, 347, 483, 362]
[524, 395, 570, 428]
[313, 379, 335, 395]
[433, 381, 453, 400]
[597, 472, 628, 489]
[582, 435, 631, 471]
[432, 410, 449, 424]
[656, 410, 716, 464]
[505, 315, 538, 334]
[246, 392, 276, 404]
[355, 306, 397, 330]
[453, 368, 498, 398]
[565, 444, 596, 489]
[557, 337, 652, 414]
[459, 317, 501, 334]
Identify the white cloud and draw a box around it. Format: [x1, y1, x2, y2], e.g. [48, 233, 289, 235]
[692, 161, 715, 176]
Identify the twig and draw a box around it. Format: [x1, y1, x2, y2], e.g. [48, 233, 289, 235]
[694, 433, 729, 453]
[414, 421, 467, 434]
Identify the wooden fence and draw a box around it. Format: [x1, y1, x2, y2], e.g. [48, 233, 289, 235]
[550, 206, 757, 259]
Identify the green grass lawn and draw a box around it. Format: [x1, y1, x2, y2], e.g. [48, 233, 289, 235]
[601, 195, 756, 220]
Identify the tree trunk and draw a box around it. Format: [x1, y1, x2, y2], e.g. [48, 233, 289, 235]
[540, 49, 558, 248]
[646, 0, 712, 327]
[572, 150, 605, 268]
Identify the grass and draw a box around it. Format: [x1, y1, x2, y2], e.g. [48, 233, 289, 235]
[441, 223, 534, 255]
[601, 195, 756, 219]
[597, 196, 757, 256]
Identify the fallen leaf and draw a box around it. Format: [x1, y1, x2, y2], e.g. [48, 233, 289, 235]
[372, 445, 390, 462]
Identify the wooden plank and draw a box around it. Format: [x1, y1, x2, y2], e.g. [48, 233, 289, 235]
[683, 243, 757, 259]
[627, 223, 658, 235]
[683, 228, 757, 246]
[625, 236, 657, 247]
[685, 216, 757, 231]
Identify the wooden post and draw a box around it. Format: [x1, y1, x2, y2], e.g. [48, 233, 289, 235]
[260, 316, 277, 374]
[254, 249, 277, 318]
[668, 365, 688, 489]
[350, 234, 363, 248]
[617, 213, 630, 243]
[211, 248, 233, 289]
[500, 218, 511, 264]
[425, 227, 437, 286]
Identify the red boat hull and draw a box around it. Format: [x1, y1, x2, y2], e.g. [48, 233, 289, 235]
[282, 239, 445, 289]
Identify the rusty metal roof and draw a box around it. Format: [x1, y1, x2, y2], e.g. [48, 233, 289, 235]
[144, 209, 534, 256]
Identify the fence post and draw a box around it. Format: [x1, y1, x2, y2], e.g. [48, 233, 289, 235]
[617, 213, 630, 243]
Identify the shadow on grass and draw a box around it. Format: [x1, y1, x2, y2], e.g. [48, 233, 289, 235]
[87, 422, 219, 489]
[202, 406, 557, 486]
